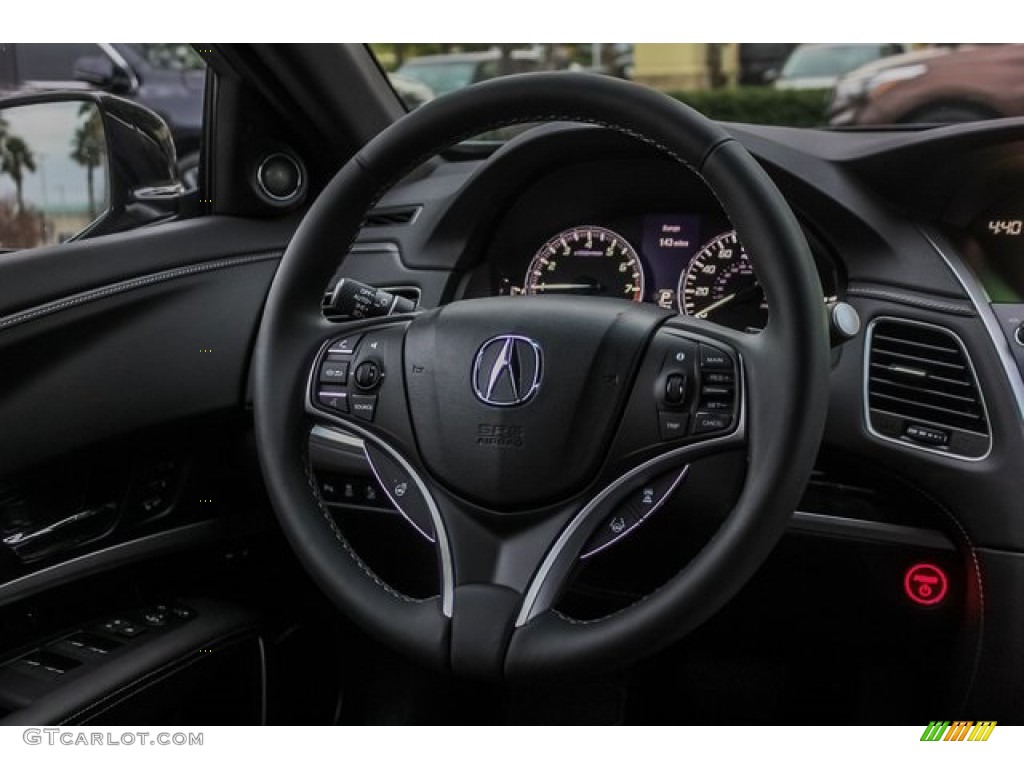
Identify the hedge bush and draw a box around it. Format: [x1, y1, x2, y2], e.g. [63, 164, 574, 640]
[666, 87, 830, 128]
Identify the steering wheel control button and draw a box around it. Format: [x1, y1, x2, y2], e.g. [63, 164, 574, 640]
[633, 469, 685, 520]
[904, 563, 949, 606]
[329, 334, 362, 355]
[664, 373, 687, 406]
[350, 394, 378, 421]
[319, 357, 350, 384]
[659, 411, 689, 441]
[662, 339, 697, 367]
[700, 384, 732, 398]
[693, 411, 731, 434]
[703, 371, 734, 385]
[699, 343, 732, 369]
[328, 279, 414, 319]
[354, 360, 382, 391]
[364, 444, 435, 541]
[581, 505, 641, 558]
[317, 389, 349, 413]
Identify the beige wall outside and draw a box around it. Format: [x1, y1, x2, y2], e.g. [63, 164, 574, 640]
[633, 44, 740, 91]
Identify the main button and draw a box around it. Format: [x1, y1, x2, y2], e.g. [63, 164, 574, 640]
[699, 343, 731, 369]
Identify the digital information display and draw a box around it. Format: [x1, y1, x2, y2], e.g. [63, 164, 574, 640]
[971, 202, 1024, 303]
[641, 214, 702, 308]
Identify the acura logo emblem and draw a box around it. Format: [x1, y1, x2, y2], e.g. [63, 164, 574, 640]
[471, 335, 543, 407]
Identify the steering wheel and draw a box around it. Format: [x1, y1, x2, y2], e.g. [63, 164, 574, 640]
[253, 72, 829, 679]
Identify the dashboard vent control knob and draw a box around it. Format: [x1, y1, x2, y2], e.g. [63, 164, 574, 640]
[828, 301, 861, 344]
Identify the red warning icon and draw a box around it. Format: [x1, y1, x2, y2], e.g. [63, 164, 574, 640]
[904, 563, 949, 606]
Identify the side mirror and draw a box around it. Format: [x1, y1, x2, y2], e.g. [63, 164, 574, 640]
[762, 67, 779, 84]
[72, 55, 133, 94]
[0, 92, 183, 250]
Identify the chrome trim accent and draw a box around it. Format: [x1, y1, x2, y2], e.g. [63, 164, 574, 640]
[921, 227, 1024, 423]
[516, 349, 747, 627]
[0, 251, 280, 334]
[789, 510, 954, 552]
[3, 504, 111, 547]
[863, 316, 992, 462]
[362, 442, 436, 543]
[305, 347, 455, 617]
[310, 424, 362, 450]
[256, 152, 304, 202]
[256, 636, 270, 726]
[99, 43, 141, 91]
[471, 335, 543, 407]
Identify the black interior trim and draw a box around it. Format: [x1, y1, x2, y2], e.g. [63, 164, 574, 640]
[0, 519, 246, 609]
[0, 252, 279, 334]
[0, 597, 261, 726]
[789, 510, 955, 551]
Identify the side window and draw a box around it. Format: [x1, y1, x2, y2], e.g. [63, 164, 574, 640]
[476, 60, 499, 82]
[0, 44, 206, 251]
[15, 43, 104, 83]
[510, 58, 538, 75]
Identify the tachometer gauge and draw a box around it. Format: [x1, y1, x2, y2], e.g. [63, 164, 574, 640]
[678, 230, 767, 330]
[525, 226, 645, 302]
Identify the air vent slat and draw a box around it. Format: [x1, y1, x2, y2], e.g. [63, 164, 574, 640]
[363, 205, 421, 227]
[872, 334, 961, 357]
[868, 363, 972, 389]
[868, 375, 979, 406]
[866, 318, 990, 458]
[872, 348, 966, 373]
[870, 391, 985, 424]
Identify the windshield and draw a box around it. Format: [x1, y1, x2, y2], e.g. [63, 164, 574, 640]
[396, 61, 478, 96]
[372, 43, 1012, 130]
[780, 44, 890, 79]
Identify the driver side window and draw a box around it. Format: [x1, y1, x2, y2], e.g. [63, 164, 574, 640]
[15, 43, 106, 83]
[0, 43, 206, 252]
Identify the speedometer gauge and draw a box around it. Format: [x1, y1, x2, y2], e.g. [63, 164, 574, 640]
[525, 226, 645, 302]
[678, 230, 767, 330]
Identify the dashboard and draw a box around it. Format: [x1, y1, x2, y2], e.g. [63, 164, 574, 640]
[318, 118, 1024, 720]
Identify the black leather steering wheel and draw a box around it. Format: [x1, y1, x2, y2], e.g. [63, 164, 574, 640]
[253, 72, 829, 679]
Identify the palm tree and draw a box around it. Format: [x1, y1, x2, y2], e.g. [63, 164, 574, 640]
[71, 106, 104, 219]
[0, 133, 37, 214]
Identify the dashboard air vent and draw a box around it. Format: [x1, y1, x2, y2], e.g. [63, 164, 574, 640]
[865, 318, 990, 459]
[363, 206, 421, 227]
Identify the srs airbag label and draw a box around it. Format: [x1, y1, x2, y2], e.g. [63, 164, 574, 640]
[476, 424, 525, 448]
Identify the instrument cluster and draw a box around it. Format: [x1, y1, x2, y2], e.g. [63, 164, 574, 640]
[497, 213, 769, 332]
